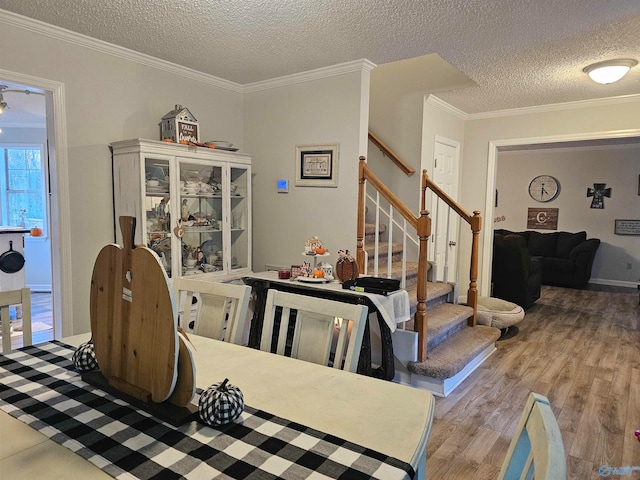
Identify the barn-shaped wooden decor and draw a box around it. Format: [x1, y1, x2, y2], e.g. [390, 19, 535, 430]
[160, 104, 200, 143]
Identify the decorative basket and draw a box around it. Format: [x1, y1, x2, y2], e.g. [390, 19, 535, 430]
[335, 250, 359, 282]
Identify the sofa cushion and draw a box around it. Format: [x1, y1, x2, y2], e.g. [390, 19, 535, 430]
[555, 231, 587, 259]
[527, 231, 557, 257]
[495, 229, 529, 243]
[541, 257, 573, 272]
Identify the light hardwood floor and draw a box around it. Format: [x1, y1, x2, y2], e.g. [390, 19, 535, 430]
[6, 286, 640, 478]
[425, 284, 640, 479]
[7, 292, 53, 350]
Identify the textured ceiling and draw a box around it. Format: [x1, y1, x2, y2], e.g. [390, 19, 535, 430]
[0, 0, 640, 114]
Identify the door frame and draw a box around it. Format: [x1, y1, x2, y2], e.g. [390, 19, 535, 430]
[482, 128, 640, 296]
[430, 135, 461, 283]
[0, 68, 73, 338]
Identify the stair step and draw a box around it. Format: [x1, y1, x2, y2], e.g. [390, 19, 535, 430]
[407, 325, 501, 380]
[406, 281, 453, 315]
[364, 262, 419, 286]
[364, 242, 405, 264]
[425, 303, 474, 351]
[365, 223, 387, 236]
[401, 293, 472, 350]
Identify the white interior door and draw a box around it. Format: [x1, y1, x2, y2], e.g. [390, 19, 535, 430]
[431, 137, 460, 283]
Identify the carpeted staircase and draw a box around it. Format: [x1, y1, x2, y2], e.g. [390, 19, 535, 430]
[365, 224, 501, 397]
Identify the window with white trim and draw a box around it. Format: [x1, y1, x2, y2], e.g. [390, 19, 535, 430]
[0, 145, 47, 234]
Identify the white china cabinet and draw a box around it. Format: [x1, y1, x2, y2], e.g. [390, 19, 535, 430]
[110, 138, 252, 280]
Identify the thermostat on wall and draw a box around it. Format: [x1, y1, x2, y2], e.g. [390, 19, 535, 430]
[277, 179, 289, 193]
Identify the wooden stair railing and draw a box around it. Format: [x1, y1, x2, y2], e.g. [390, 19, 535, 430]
[357, 156, 481, 363]
[421, 170, 482, 327]
[368, 131, 416, 176]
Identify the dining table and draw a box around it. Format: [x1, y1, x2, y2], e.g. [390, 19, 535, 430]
[243, 271, 411, 380]
[0, 333, 434, 480]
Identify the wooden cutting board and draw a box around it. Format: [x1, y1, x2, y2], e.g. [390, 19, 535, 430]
[168, 331, 197, 407]
[90, 216, 183, 403]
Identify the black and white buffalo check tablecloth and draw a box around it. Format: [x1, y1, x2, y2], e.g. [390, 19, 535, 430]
[0, 341, 414, 480]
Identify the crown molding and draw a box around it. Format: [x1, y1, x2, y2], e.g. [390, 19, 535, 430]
[428, 93, 640, 120]
[465, 93, 640, 120]
[243, 59, 377, 93]
[0, 9, 243, 93]
[425, 95, 468, 119]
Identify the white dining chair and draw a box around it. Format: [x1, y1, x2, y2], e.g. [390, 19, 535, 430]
[172, 277, 251, 344]
[498, 392, 566, 480]
[260, 289, 368, 372]
[0, 288, 32, 352]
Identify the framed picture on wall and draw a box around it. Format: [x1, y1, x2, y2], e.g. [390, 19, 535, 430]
[527, 207, 558, 230]
[614, 219, 640, 235]
[295, 144, 339, 187]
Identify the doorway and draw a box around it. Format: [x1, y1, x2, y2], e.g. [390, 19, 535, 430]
[0, 68, 73, 340]
[0, 81, 53, 340]
[481, 130, 640, 295]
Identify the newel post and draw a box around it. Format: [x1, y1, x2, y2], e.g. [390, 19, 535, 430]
[416, 209, 431, 362]
[356, 156, 367, 274]
[466, 210, 482, 327]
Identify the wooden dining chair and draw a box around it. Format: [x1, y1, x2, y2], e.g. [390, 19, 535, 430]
[0, 288, 32, 352]
[498, 392, 566, 480]
[172, 277, 251, 345]
[260, 289, 368, 372]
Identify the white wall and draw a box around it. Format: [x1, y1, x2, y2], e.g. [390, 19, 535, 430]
[0, 126, 52, 290]
[460, 98, 640, 293]
[1, 19, 244, 333]
[496, 144, 640, 285]
[368, 74, 423, 211]
[243, 68, 370, 272]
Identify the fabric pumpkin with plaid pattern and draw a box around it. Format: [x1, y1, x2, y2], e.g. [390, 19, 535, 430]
[198, 378, 244, 426]
[72, 340, 99, 372]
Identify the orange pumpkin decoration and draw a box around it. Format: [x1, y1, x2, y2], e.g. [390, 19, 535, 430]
[312, 269, 325, 278]
[315, 247, 326, 255]
[30, 226, 43, 237]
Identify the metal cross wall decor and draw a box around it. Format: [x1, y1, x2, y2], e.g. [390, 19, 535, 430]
[586, 183, 611, 209]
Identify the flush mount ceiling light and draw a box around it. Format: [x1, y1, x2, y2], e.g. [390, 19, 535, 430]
[583, 59, 638, 84]
[0, 93, 6, 114]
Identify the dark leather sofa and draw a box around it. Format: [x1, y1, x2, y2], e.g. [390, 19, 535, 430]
[494, 229, 600, 289]
[492, 232, 542, 309]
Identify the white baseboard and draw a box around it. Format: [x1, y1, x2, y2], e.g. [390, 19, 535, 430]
[589, 278, 637, 289]
[395, 343, 496, 397]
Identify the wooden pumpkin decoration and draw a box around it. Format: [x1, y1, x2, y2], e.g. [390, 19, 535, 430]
[335, 249, 359, 282]
[198, 378, 244, 426]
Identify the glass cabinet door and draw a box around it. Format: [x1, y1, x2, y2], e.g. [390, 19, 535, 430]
[229, 165, 250, 273]
[178, 159, 224, 277]
[144, 157, 172, 276]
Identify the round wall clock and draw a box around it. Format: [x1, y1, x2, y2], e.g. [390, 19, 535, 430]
[528, 175, 560, 202]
